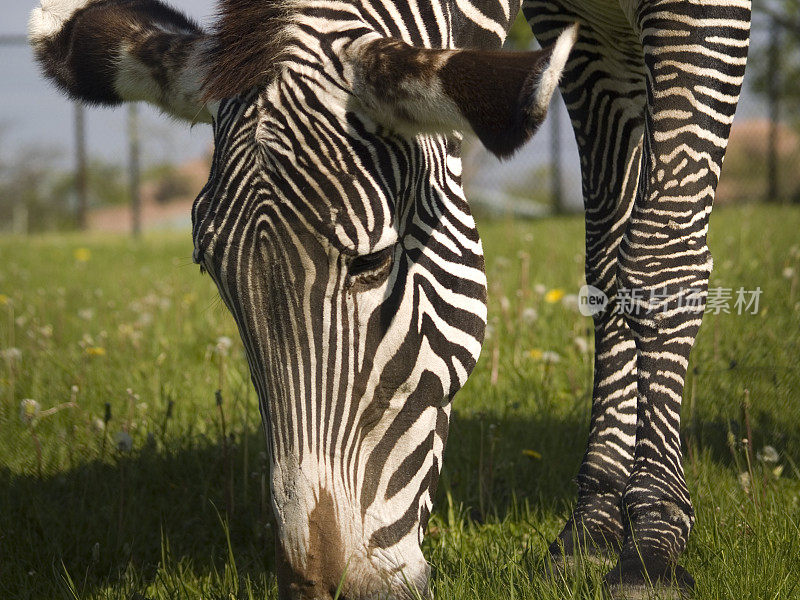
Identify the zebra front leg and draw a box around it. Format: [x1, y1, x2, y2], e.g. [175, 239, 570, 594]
[606, 0, 751, 596]
[525, 2, 646, 565]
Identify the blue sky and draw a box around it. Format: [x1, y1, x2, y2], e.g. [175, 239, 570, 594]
[1, 1, 218, 170]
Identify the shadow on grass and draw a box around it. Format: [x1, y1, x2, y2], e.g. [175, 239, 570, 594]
[1, 409, 586, 600]
[3, 404, 799, 600]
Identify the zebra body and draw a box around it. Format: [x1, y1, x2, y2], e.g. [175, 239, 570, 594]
[29, 0, 750, 597]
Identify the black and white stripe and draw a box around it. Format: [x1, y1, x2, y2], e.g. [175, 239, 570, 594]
[526, 0, 750, 594]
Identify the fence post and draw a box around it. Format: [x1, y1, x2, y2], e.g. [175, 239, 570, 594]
[129, 104, 142, 237]
[74, 102, 88, 230]
[766, 17, 781, 203]
[550, 96, 564, 214]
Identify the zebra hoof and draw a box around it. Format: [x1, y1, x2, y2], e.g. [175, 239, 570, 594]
[603, 554, 694, 599]
[542, 519, 620, 580]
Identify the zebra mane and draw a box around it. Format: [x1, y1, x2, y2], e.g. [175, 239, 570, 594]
[202, 0, 295, 101]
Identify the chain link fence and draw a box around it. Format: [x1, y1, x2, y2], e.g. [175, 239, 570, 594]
[1, 9, 796, 234]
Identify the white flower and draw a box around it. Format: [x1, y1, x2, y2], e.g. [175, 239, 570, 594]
[574, 336, 589, 354]
[115, 431, 133, 452]
[78, 308, 95, 321]
[783, 267, 796, 280]
[92, 417, 106, 433]
[541, 351, 561, 364]
[562, 294, 579, 311]
[499, 296, 510, 313]
[215, 336, 233, 355]
[521, 307, 538, 324]
[757, 445, 779, 464]
[533, 284, 547, 295]
[1, 347, 21, 363]
[19, 399, 41, 424]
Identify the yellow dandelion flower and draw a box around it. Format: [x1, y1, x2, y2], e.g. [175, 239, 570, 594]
[0, 294, 9, 306]
[522, 449, 542, 460]
[544, 288, 565, 303]
[74, 248, 91, 262]
[528, 349, 543, 360]
[85, 346, 106, 357]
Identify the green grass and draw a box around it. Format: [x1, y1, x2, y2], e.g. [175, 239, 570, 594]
[1, 205, 799, 600]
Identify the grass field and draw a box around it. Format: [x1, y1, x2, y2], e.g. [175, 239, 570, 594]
[1, 205, 799, 600]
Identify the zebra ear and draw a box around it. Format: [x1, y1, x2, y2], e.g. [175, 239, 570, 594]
[347, 24, 577, 159]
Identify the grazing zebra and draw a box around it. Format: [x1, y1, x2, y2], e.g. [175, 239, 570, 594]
[29, 0, 749, 597]
[29, 0, 574, 597]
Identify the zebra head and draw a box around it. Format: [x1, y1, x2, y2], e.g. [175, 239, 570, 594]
[195, 24, 577, 600]
[29, 0, 576, 597]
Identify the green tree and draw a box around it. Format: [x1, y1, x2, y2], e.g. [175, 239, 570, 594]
[752, 1, 800, 122]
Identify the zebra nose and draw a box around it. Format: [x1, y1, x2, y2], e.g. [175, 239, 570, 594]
[192, 246, 203, 264]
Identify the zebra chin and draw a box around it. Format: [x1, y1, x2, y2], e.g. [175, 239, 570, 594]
[272, 482, 431, 600]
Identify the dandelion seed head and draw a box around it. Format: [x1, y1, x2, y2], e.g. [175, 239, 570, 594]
[499, 296, 510, 313]
[78, 308, 95, 321]
[19, 399, 41, 424]
[541, 351, 561, 364]
[1, 347, 22, 363]
[738, 471, 751, 493]
[562, 294, 579, 311]
[757, 445, 779, 464]
[521, 307, 538, 324]
[215, 336, 233, 356]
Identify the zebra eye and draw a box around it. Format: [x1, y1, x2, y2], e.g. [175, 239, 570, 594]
[347, 246, 395, 290]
